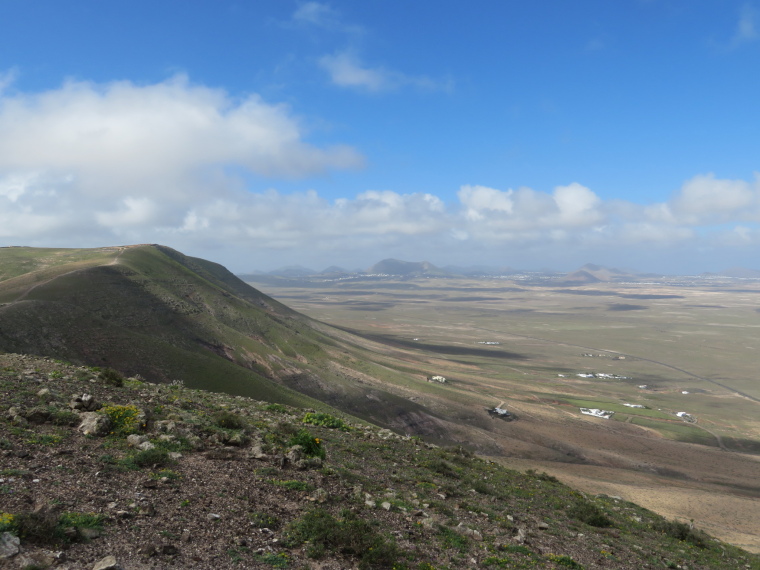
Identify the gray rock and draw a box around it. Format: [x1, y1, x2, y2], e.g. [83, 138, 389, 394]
[78, 412, 112, 436]
[311, 488, 328, 503]
[228, 431, 249, 447]
[92, 555, 122, 570]
[286, 445, 304, 463]
[126, 434, 147, 447]
[138, 441, 156, 451]
[0, 531, 20, 559]
[381, 501, 392, 511]
[538, 521, 549, 530]
[70, 393, 99, 411]
[79, 527, 102, 540]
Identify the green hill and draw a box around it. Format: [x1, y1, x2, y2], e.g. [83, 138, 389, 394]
[0, 245, 447, 433]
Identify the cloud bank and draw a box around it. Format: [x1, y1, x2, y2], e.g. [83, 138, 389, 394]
[0, 76, 758, 273]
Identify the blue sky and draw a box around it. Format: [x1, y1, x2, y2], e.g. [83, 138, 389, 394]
[0, 1, 759, 273]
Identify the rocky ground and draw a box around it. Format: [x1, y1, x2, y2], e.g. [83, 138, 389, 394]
[1, 353, 759, 570]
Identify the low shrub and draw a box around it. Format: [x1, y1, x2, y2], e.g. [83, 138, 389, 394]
[127, 447, 172, 469]
[288, 429, 325, 459]
[101, 404, 143, 436]
[213, 410, 246, 430]
[249, 511, 281, 530]
[568, 500, 613, 528]
[302, 412, 350, 431]
[98, 368, 124, 387]
[652, 519, 707, 548]
[286, 508, 399, 568]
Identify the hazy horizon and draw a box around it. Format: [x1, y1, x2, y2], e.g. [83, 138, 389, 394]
[1, 1, 759, 275]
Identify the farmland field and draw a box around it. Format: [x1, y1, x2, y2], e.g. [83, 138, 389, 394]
[250, 274, 760, 552]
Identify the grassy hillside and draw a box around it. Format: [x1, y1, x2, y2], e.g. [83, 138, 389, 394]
[1, 353, 758, 569]
[0, 245, 458, 437]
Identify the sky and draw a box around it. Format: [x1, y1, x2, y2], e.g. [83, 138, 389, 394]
[0, 0, 759, 274]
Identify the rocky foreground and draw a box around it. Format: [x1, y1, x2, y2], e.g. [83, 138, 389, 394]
[1, 353, 759, 570]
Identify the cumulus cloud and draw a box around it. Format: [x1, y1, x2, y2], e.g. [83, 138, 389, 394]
[0, 76, 758, 272]
[668, 173, 760, 224]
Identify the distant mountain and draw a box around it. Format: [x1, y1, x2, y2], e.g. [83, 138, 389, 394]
[559, 263, 637, 284]
[268, 265, 316, 277]
[441, 264, 518, 276]
[561, 269, 602, 285]
[367, 258, 444, 276]
[717, 267, 760, 278]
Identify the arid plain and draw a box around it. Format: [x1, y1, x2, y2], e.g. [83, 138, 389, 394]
[250, 273, 760, 552]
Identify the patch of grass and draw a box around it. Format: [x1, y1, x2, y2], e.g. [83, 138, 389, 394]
[437, 525, 469, 553]
[270, 479, 313, 492]
[11, 509, 103, 545]
[51, 409, 79, 426]
[264, 403, 288, 413]
[26, 432, 65, 446]
[249, 511, 281, 530]
[302, 412, 350, 431]
[252, 551, 289, 567]
[426, 458, 461, 479]
[547, 554, 584, 568]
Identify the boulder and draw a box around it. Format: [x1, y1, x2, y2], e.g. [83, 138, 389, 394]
[0, 532, 20, 559]
[78, 412, 112, 437]
[92, 555, 123, 570]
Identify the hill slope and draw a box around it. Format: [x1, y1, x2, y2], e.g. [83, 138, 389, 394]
[1, 353, 758, 569]
[0, 246, 455, 437]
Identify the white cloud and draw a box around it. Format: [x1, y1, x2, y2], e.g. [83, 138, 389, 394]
[0, 74, 364, 202]
[319, 52, 391, 92]
[291, 2, 362, 35]
[731, 2, 759, 47]
[669, 173, 760, 223]
[0, 68, 18, 95]
[0, 76, 758, 272]
[319, 50, 452, 93]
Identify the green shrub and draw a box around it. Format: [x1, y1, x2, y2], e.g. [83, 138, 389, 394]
[288, 429, 325, 459]
[426, 459, 460, 479]
[286, 508, 399, 568]
[547, 554, 584, 569]
[101, 404, 143, 436]
[652, 519, 707, 548]
[213, 410, 246, 430]
[302, 412, 350, 431]
[264, 403, 288, 413]
[0, 512, 15, 533]
[568, 500, 613, 528]
[98, 368, 124, 387]
[249, 511, 281, 530]
[127, 447, 172, 469]
[51, 409, 80, 426]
